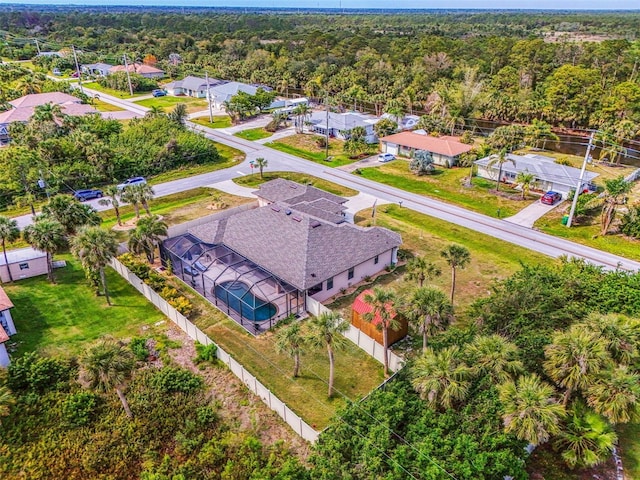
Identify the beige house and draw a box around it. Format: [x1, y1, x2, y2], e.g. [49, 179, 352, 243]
[0, 247, 48, 283]
[0, 287, 17, 367]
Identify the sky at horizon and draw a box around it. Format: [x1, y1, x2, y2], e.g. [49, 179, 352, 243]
[4, 1, 640, 10]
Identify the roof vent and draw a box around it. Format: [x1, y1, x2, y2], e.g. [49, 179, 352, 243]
[289, 184, 298, 189]
[271, 206, 281, 212]
[311, 221, 321, 228]
[285, 209, 292, 215]
[292, 216, 302, 222]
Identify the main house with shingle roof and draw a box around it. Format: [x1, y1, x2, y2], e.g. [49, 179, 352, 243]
[0, 286, 17, 367]
[160, 180, 401, 334]
[308, 111, 379, 143]
[163, 75, 226, 98]
[380, 131, 473, 167]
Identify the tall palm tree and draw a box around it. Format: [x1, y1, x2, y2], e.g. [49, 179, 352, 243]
[580, 313, 639, 365]
[41, 194, 102, 235]
[406, 286, 453, 353]
[80, 338, 135, 418]
[98, 186, 123, 227]
[543, 326, 612, 406]
[0, 215, 20, 283]
[405, 256, 442, 287]
[555, 403, 617, 469]
[524, 119, 559, 150]
[440, 244, 471, 304]
[411, 346, 471, 410]
[71, 226, 119, 305]
[130, 184, 155, 216]
[168, 103, 188, 126]
[465, 334, 523, 383]
[498, 374, 565, 446]
[515, 171, 536, 200]
[292, 103, 311, 133]
[587, 365, 640, 425]
[0, 385, 15, 425]
[120, 188, 141, 219]
[363, 287, 401, 377]
[305, 311, 349, 398]
[599, 176, 632, 236]
[254, 157, 268, 179]
[487, 148, 516, 192]
[128, 215, 167, 264]
[274, 319, 305, 378]
[22, 216, 66, 283]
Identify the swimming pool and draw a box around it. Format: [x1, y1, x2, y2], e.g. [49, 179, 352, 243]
[214, 281, 277, 322]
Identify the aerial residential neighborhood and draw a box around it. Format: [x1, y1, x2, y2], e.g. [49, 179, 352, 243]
[0, 5, 639, 480]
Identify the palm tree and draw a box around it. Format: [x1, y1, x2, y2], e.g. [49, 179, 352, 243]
[515, 171, 536, 199]
[168, 103, 188, 126]
[41, 194, 102, 235]
[405, 256, 442, 287]
[71, 226, 119, 305]
[98, 186, 123, 227]
[0, 385, 15, 425]
[599, 176, 632, 236]
[254, 157, 268, 179]
[145, 105, 165, 117]
[305, 311, 349, 397]
[498, 374, 565, 446]
[120, 188, 141, 219]
[581, 313, 639, 365]
[80, 338, 135, 418]
[0, 216, 20, 283]
[465, 334, 523, 383]
[587, 365, 640, 425]
[524, 119, 559, 150]
[22, 216, 66, 283]
[274, 319, 305, 378]
[363, 287, 401, 377]
[128, 215, 168, 264]
[411, 346, 471, 410]
[543, 326, 612, 406]
[555, 403, 617, 469]
[131, 184, 155, 216]
[440, 244, 471, 304]
[487, 148, 516, 192]
[406, 286, 453, 353]
[292, 103, 311, 133]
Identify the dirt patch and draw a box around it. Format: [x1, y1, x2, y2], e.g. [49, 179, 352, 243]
[162, 325, 311, 460]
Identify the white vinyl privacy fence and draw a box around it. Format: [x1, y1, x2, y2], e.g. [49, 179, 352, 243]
[110, 257, 320, 443]
[306, 295, 404, 373]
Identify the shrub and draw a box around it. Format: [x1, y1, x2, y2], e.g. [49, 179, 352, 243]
[150, 367, 204, 394]
[8, 353, 74, 392]
[168, 296, 193, 317]
[314, 135, 327, 148]
[62, 391, 99, 427]
[195, 343, 218, 364]
[119, 253, 151, 279]
[130, 337, 149, 362]
[620, 204, 640, 238]
[144, 271, 167, 291]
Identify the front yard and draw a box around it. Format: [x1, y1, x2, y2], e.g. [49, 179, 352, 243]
[135, 95, 209, 114]
[266, 134, 375, 167]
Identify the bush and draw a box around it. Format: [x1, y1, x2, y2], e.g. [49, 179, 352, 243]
[8, 352, 74, 392]
[150, 367, 204, 394]
[144, 271, 167, 291]
[620, 204, 640, 238]
[119, 253, 151, 279]
[314, 135, 327, 148]
[194, 343, 218, 364]
[62, 391, 99, 427]
[168, 296, 193, 317]
[130, 337, 149, 362]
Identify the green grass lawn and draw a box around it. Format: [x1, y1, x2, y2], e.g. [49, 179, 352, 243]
[619, 423, 640, 480]
[82, 82, 149, 99]
[191, 116, 233, 129]
[134, 95, 208, 114]
[357, 161, 531, 218]
[234, 171, 358, 197]
[3, 255, 165, 357]
[172, 279, 384, 428]
[266, 134, 372, 167]
[91, 99, 125, 112]
[234, 127, 272, 141]
[535, 209, 640, 261]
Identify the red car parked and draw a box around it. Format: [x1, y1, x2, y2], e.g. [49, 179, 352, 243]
[541, 191, 562, 205]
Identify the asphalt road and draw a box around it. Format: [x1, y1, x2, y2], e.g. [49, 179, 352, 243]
[14, 87, 640, 272]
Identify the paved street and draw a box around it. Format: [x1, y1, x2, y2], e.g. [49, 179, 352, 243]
[13, 87, 640, 273]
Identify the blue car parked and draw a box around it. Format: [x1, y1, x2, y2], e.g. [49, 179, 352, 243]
[74, 189, 103, 202]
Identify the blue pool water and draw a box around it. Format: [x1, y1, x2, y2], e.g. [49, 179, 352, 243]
[214, 281, 277, 322]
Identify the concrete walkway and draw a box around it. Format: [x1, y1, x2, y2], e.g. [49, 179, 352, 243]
[504, 200, 564, 228]
[207, 179, 257, 198]
[343, 193, 390, 223]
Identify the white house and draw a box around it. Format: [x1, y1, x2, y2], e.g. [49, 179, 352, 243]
[81, 63, 113, 77]
[308, 111, 379, 143]
[163, 75, 226, 98]
[474, 153, 599, 197]
[380, 131, 473, 167]
[0, 286, 17, 367]
[272, 97, 309, 115]
[208, 81, 264, 108]
[0, 247, 49, 283]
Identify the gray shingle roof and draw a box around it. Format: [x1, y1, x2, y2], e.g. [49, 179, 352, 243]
[188, 204, 401, 291]
[165, 75, 226, 92]
[254, 178, 346, 206]
[308, 111, 378, 131]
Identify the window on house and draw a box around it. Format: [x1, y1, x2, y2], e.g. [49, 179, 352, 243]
[19, 263, 29, 270]
[374, 255, 379, 265]
[308, 283, 323, 296]
[348, 267, 354, 280]
[327, 277, 334, 290]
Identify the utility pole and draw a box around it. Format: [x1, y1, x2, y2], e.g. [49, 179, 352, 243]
[205, 72, 214, 123]
[34, 39, 41, 55]
[38, 169, 50, 202]
[325, 93, 330, 159]
[566, 131, 595, 228]
[72, 45, 84, 95]
[122, 54, 134, 96]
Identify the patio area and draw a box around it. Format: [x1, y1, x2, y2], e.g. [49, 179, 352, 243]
[161, 233, 305, 335]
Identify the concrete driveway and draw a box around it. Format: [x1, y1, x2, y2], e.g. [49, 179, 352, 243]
[338, 155, 388, 173]
[342, 193, 390, 223]
[504, 200, 564, 228]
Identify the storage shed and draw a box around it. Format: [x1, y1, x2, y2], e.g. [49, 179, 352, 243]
[0, 247, 48, 282]
[351, 289, 408, 346]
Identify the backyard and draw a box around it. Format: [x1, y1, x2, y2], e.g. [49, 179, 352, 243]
[266, 134, 374, 167]
[135, 95, 209, 114]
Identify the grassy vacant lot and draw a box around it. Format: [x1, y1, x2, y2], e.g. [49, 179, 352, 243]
[135, 95, 208, 114]
[191, 116, 233, 129]
[91, 99, 124, 112]
[234, 171, 358, 197]
[173, 280, 384, 428]
[357, 160, 530, 218]
[83, 82, 149, 99]
[4, 255, 165, 357]
[234, 127, 272, 141]
[266, 134, 374, 167]
[535, 208, 640, 261]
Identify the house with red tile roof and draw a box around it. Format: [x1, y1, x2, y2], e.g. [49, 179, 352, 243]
[351, 289, 408, 347]
[379, 131, 473, 167]
[0, 286, 17, 367]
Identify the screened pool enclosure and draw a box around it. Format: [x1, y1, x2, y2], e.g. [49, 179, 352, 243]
[160, 234, 304, 334]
